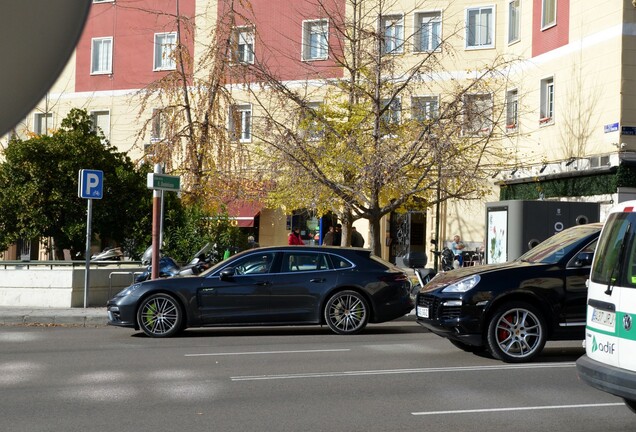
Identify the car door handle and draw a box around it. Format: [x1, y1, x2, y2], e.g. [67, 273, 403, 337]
[310, 278, 326, 283]
[255, 281, 272, 286]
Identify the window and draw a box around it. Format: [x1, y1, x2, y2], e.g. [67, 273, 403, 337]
[151, 108, 172, 142]
[464, 94, 493, 135]
[282, 252, 329, 272]
[300, 102, 324, 140]
[232, 27, 254, 64]
[541, 0, 556, 29]
[154, 32, 177, 70]
[231, 252, 276, 275]
[414, 12, 441, 52]
[381, 15, 404, 54]
[34, 112, 53, 135]
[302, 19, 328, 60]
[381, 98, 401, 127]
[505, 89, 518, 131]
[508, 0, 520, 44]
[466, 6, 494, 49]
[540, 77, 554, 124]
[91, 37, 113, 74]
[412, 96, 439, 121]
[91, 110, 110, 143]
[229, 104, 252, 142]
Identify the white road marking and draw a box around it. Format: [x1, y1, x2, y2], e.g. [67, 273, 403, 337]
[231, 362, 575, 381]
[185, 348, 350, 357]
[412, 403, 625, 416]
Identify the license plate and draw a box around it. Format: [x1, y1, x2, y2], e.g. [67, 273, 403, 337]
[591, 308, 615, 328]
[417, 306, 429, 318]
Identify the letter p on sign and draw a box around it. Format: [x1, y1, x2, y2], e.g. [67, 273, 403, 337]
[78, 169, 104, 199]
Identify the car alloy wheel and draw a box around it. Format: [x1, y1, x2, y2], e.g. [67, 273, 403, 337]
[324, 290, 369, 335]
[137, 293, 183, 338]
[486, 302, 546, 363]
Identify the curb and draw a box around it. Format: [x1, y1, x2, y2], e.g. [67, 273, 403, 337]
[0, 308, 108, 327]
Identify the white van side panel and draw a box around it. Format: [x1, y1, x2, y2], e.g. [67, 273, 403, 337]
[618, 288, 636, 371]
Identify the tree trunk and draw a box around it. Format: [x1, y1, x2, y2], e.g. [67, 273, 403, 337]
[369, 217, 382, 257]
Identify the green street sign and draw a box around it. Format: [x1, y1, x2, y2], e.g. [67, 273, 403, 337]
[147, 173, 181, 192]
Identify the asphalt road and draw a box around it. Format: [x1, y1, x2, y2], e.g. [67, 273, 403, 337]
[1, 322, 634, 432]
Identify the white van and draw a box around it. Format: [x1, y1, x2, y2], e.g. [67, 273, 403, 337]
[576, 200, 636, 412]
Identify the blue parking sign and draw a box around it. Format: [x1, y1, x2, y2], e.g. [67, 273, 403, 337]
[78, 169, 104, 199]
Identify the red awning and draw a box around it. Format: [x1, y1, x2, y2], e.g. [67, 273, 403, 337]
[227, 201, 262, 228]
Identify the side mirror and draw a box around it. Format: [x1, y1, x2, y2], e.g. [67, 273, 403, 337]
[574, 252, 594, 267]
[219, 268, 235, 281]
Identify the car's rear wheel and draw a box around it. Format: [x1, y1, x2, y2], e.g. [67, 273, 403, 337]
[486, 302, 546, 363]
[324, 290, 369, 335]
[448, 338, 486, 354]
[137, 293, 183, 338]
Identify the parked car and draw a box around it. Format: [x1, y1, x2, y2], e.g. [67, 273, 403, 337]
[107, 246, 413, 337]
[415, 223, 603, 362]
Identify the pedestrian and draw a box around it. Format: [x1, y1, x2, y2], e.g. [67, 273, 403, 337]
[322, 226, 334, 246]
[288, 227, 304, 245]
[451, 234, 465, 267]
[247, 235, 260, 249]
[333, 224, 342, 246]
[350, 226, 365, 248]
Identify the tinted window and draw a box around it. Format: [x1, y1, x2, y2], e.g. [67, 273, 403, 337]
[518, 225, 600, 264]
[282, 252, 329, 272]
[330, 254, 354, 269]
[232, 252, 276, 275]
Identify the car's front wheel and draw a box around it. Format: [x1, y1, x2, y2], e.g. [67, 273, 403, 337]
[486, 302, 546, 363]
[624, 398, 636, 414]
[324, 290, 369, 335]
[137, 293, 184, 338]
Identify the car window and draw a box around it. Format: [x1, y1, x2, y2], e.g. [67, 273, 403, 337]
[282, 252, 329, 272]
[232, 252, 276, 275]
[330, 254, 354, 269]
[566, 239, 597, 268]
[518, 225, 601, 264]
[591, 212, 636, 287]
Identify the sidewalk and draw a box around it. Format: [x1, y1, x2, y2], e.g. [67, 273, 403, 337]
[0, 307, 108, 327]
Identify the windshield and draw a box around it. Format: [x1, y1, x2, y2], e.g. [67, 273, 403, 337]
[517, 225, 599, 264]
[591, 212, 636, 287]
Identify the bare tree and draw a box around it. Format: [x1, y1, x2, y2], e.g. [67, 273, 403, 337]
[133, 0, 261, 209]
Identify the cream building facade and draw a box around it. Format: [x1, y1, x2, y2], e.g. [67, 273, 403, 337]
[3, 0, 636, 265]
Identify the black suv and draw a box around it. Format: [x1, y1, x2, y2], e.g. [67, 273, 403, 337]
[415, 223, 602, 362]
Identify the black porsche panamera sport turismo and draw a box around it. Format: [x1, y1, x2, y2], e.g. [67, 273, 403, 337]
[107, 246, 414, 337]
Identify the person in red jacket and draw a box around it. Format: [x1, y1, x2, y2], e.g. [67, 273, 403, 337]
[288, 227, 305, 245]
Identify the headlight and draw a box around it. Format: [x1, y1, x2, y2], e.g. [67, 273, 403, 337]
[441, 275, 481, 293]
[116, 283, 142, 297]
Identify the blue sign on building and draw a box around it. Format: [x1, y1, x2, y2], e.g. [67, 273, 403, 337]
[604, 122, 619, 133]
[78, 169, 104, 199]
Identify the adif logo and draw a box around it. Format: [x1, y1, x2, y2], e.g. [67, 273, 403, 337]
[592, 336, 616, 355]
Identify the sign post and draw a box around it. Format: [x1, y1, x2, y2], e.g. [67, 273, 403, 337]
[78, 169, 104, 308]
[147, 166, 181, 279]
